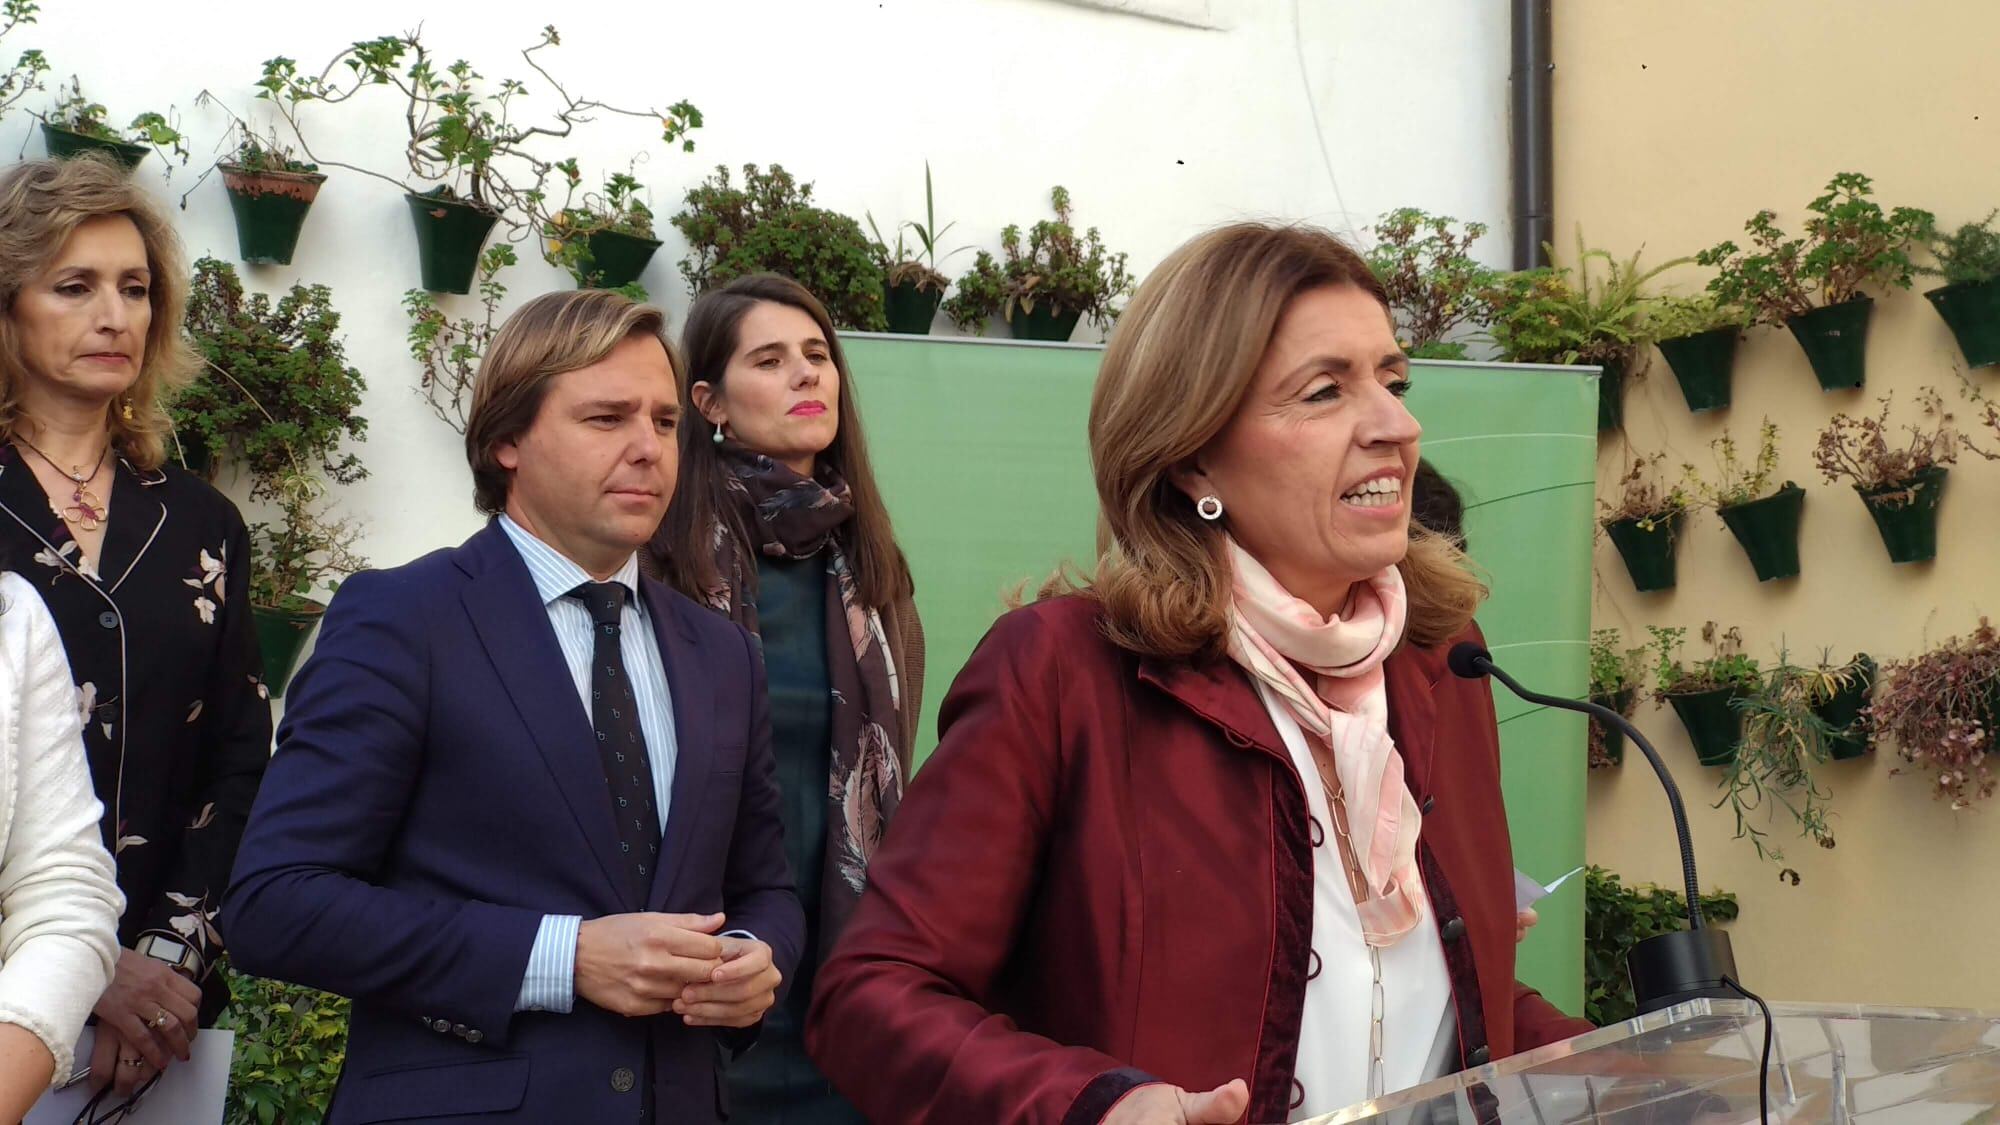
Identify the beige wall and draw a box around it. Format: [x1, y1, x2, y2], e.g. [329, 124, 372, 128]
[1557, 1, 2000, 1009]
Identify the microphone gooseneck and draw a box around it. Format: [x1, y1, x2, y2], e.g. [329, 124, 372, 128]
[1448, 641, 1742, 1016]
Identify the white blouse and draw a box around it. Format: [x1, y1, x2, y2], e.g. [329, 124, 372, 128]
[1256, 682, 1456, 1121]
[0, 571, 122, 1085]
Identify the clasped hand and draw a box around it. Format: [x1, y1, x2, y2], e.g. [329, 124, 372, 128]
[576, 912, 781, 1028]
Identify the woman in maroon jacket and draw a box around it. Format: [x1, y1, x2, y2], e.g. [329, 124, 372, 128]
[807, 222, 1592, 1124]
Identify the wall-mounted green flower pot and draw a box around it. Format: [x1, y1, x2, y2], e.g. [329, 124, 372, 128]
[1816, 654, 1875, 761]
[573, 229, 661, 290]
[1857, 465, 1947, 564]
[1717, 482, 1805, 581]
[885, 280, 944, 335]
[1589, 687, 1635, 767]
[253, 599, 326, 698]
[41, 122, 148, 169]
[172, 428, 213, 479]
[1657, 328, 1738, 413]
[1925, 278, 2000, 369]
[1006, 303, 1082, 342]
[405, 191, 501, 295]
[1666, 687, 1746, 767]
[1596, 354, 1628, 433]
[1785, 297, 1872, 391]
[222, 166, 327, 266]
[1604, 510, 1684, 592]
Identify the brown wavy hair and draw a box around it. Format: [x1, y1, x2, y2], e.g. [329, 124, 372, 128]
[649, 274, 911, 610]
[0, 154, 196, 470]
[1082, 222, 1485, 660]
[464, 289, 674, 516]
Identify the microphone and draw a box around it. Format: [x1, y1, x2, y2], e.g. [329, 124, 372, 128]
[1448, 641, 1740, 1016]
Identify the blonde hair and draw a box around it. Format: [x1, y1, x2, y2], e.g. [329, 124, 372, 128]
[1082, 222, 1485, 660]
[0, 154, 196, 470]
[464, 289, 674, 516]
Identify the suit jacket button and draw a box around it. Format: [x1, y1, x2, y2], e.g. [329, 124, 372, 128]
[465, 1029, 483, 1044]
[97, 610, 119, 630]
[431, 1018, 451, 1033]
[452, 1023, 468, 1037]
[610, 1067, 636, 1093]
[1440, 916, 1467, 942]
[1468, 1045, 1492, 1066]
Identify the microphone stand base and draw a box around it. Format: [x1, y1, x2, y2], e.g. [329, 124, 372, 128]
[1629, 928, 1740, 1016]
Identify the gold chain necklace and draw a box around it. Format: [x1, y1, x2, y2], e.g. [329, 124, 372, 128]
[1309, 748, 1389, 1101]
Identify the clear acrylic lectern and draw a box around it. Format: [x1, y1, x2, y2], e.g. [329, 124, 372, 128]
[1306, 999, 2000, 1123]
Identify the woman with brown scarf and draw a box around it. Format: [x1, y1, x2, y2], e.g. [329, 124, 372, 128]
[646, 273, 921, 1124]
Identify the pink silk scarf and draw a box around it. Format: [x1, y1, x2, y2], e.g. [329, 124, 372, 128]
[1223, 538, 1425, 947]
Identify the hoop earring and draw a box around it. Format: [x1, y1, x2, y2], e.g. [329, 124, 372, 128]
[1196, 495, 1224, 521]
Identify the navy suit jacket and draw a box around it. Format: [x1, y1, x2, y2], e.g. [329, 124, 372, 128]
[223, 522, 804, 1123]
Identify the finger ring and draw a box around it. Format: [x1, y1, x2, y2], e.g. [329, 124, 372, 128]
[149, 1010, 170, 1028]
[122, 1058, 146, 1068]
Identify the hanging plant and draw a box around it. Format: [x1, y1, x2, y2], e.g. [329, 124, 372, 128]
[404, 243, 516, 434]
[1482, 232, 1684, 431]
[1643, 294, 1751, 414]
[1719, 650, 1869, 882]
[1813, 388, 1956, 564]
[1690, 419, 1804, 582]
[201, 113, 327, 267]
[1870, 621, 2000, 810]
[1650, 623, 1761, 768]
[259, 28, 699, 293]
[545, 167, 660, 296]
[1364, 208, 1499, 360]
[1696, 172, 1932, 391]
[36, 74, 186, 170]
[1587, 628, 1648, 768]
[1598, 453, 1690, 593]
[1917, 211, 2000, 369]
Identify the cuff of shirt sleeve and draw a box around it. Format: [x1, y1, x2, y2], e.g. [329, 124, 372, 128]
[515, 914, 581, 1014]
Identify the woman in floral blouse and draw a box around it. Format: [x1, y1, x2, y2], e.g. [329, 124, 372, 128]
[0, 155, 269, 1098]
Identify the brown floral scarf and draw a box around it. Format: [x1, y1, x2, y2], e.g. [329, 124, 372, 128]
[705, 442, 904, 946]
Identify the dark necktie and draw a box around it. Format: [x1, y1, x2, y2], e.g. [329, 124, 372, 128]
[568, 581, 661, 898]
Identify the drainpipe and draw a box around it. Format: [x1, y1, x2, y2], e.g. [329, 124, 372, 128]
[1510, 0, 1553, 269]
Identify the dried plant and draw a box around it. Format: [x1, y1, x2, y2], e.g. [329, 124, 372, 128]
[1813, 387, 1957, 496]
[1599, 453, 1690, 527]
[1870, 621, 2000, 810]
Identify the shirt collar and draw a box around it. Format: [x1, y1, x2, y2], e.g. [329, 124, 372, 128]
[497, 514, 640, 608]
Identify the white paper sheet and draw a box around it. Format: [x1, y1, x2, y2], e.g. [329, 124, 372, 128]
[1514, 864, 1584, 910]
[28, 1027, 233, 1125]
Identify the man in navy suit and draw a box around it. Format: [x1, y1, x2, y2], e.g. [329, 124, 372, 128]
[224, 290, 803, 1123]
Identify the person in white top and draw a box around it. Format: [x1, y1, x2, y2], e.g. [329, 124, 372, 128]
[0, 569, 122, 1120]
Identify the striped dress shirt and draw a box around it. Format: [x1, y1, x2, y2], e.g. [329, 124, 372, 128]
[499, 516, 678, 1013]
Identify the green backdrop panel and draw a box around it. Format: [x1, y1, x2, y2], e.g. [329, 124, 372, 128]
[846, 334, 1598, 1015]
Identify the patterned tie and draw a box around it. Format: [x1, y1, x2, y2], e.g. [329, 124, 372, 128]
[568, 581, 662, 898]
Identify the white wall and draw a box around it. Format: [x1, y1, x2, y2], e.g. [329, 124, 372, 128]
[11, 0, 1512, 576]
